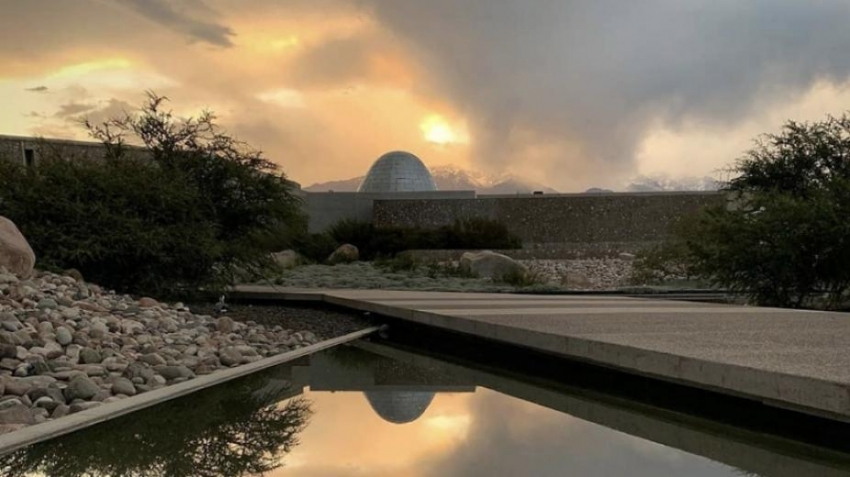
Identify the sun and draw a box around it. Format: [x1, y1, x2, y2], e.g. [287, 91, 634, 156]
[420, 114, 457, 145]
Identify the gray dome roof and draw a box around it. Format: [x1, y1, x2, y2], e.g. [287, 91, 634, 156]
[358, 151, 438, 193]
[364, 391, 436, 424]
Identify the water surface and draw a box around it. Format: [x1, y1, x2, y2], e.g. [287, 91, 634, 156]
[4, 342, 850, 476]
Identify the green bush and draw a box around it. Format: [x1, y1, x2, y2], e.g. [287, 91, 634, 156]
[656, 113, 850, 308]
[0, 93, 304, 296]
[0, 156, 220, 295]
[292, 233, 339, 263]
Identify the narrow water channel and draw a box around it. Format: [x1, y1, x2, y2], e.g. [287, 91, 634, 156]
[3, 339, 850, 477]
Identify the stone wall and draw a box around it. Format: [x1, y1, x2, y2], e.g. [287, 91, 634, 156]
[305, 190, 476, 233]
[373, 191, 726, 248]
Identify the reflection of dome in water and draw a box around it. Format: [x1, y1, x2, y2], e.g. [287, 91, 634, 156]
[364, 391, 436, 424]
[358, 151, 438, 192]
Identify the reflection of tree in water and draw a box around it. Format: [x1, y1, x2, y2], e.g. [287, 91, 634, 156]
[1, 370, 312, 477]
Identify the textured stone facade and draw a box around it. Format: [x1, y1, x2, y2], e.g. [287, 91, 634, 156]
[373, 192, 726, 247]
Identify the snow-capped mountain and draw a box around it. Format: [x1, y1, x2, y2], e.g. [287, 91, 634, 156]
[304, 164, 559, 194]
[624, 174, 723, 192]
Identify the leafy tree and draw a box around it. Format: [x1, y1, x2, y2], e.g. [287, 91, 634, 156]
[87, 92, 306, 279]
[663, 114, 850, 308]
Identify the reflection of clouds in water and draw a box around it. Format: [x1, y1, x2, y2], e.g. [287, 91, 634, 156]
[276, 387, 742, 477]
[421, 389, 740, 477]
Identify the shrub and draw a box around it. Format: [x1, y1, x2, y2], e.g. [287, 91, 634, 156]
[0, 156, 221, 295]
[0, 92, 305, 296]
[656, 113, 850, 308]
[292, 233, 339, 263]
[325, 218, 521, 261]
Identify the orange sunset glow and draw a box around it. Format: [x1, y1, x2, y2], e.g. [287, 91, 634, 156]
[4, 1, 850, 191]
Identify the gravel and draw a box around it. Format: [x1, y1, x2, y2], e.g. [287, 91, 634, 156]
[0, 267, 373, 435]
[188, 303, 376, 341]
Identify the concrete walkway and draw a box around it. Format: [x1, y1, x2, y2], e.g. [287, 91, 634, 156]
[233, 286, 850, 422]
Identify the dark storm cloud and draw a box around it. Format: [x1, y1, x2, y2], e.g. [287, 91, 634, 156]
[117, 0, 235, 47]
[360, 0, 850, 172]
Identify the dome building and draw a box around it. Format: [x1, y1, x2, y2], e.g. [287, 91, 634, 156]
[358, 151, 438, 193]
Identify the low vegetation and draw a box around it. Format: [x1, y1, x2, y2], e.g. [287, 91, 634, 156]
[265, 261, 554, 293]
[293, 218, 522, 263]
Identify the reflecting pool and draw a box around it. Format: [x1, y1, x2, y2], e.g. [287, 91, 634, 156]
[3, 341, 850, 477]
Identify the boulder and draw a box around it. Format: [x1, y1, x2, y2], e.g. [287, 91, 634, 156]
[459, 251, 528, 280]
[327, 244, 359, 264]
[0, 217, 35, 279]
[272, 250, 303, 269]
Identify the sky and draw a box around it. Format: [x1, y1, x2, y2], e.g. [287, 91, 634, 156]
[3, 0, 850, 191]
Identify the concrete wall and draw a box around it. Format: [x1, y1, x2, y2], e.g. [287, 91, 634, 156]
[0, 134, 151, 166]
[373, 191, 726, 247]
[305, 190, 476, 233]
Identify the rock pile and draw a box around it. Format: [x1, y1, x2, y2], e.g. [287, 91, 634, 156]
[0, 268, 320, 434]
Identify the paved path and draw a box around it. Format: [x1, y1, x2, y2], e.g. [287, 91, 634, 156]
[232, 286, 850, 422]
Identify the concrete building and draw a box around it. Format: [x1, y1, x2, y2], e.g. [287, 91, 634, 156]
[0, 134, 123, 167]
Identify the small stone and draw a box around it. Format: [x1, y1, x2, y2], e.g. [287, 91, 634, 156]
[79, 348, 102, 364]
[37, 298, 58, 310]
[138, 297, 159, 308]
[219, 348, 241, 367]
[34, 396, 58, 411]
[65, 375, 100, 401]
[69, 401, 101, 413]
[139, 353, 166, 366]
[111, 377, 136, 396]
[52, 404, 70, 419]
[0, 405, 34, 424]
[3, 379, 31, 396]
[0, 358, 20, 370]
[55, 326, 73, 346]
[216, 316, 234, 334]
[153, 365, 194, 381]
[0, 398, 23, 411]
[0, 343, 17, 359]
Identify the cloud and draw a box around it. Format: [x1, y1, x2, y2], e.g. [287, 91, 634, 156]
[25, 86, 48, 93]
[54, 102, 96, 118]
[359, 0, 850, 186]
[117, 0, 235, 47]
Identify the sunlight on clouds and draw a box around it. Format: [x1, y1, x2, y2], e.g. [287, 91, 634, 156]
[257, 88, 307, 108]
[420, 114, 469, 145]
[636, 80, 850, 180]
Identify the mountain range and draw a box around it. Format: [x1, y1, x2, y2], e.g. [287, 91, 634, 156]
[304, 165, 559, 194]
[303, 166, 722, 194]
